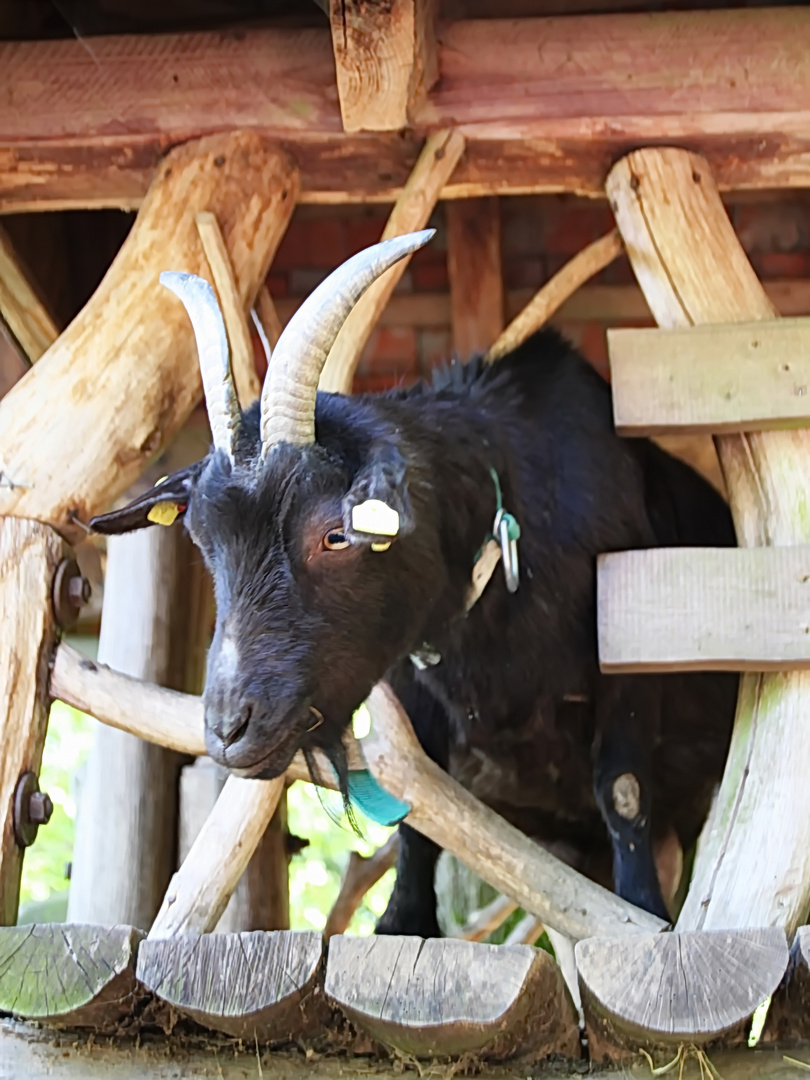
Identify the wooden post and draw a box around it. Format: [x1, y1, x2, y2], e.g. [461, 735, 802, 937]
[0, 223, 59, 363]
[67, 514, 210, 929]
[0, 519, 63, 924]
[606, 148, 810, 935]
[446, 197, 504, 358]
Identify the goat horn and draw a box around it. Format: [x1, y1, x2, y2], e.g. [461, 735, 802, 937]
[259, 230, 435, 458]
[160, 271, 240, 461]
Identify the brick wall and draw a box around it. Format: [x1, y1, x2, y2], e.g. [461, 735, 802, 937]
[260, 193, 810, 392]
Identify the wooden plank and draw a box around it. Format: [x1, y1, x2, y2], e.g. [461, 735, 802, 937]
[0, 519, 64, 925]
[137, 931, 329, 1042]
[598, 546, 810, 674]
[0, 924, 144, 1032]
[0, 225, 59, 362]
[2, 11, 810, 211]
[577, 928, 788, 1055]
[330, 0, 437, 133]
[446, 197, 504, 358]
[325, 935, 579, 1060]
[318, 129, 465, 393]
[610, 318, 810, 436]
[606, 147, 810, 941]
[0, 133, 298, 548]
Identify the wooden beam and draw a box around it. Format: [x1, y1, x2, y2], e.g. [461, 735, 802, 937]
[329, 0, 438, 133]
[609, 319, 810, 437]
[598, 546, 810, 674]
[2, 11, 810, 211]
[319, 129, 465, 394]
[0, 519, 64, 925]
[446, 197, 504, 358]
[0, 225, 59, 362]
[325, 935, 579, 1060]
[0, 133, 298, 547]
[606, 147, 810, 939]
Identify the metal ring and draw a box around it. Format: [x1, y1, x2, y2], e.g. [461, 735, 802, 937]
[498, 516, 519, 594]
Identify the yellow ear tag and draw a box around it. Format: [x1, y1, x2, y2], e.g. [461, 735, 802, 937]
[371, 541, 392, 553]
[351, 499, 400, 537]
[155, 475, 169, 486]
[147, 501, 181, 526]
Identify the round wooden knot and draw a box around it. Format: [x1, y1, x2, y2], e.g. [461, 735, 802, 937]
[612, 772, 640, 820]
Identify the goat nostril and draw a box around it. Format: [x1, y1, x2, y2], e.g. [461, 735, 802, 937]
[222, 703, 252, 748]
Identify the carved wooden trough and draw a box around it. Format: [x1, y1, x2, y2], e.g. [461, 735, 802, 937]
[2, 6, 810, 1075]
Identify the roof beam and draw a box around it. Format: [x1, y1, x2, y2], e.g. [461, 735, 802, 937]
[1, 10, 810, 211]
[329, 0, 438, 132]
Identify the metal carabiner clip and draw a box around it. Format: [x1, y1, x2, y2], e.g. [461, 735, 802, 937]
[494, 508, 519, 594]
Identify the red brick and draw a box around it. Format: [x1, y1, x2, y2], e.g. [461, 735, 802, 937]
[504, 258, 545, 289]
[353, 372, 420, 394]
[544, 200, 615, 256]
[412, 261, 449, 291]
[579, 322, 608, 369]
[752, 252, 810, 279]
[288, 268, 330, 295]
[418, 329, 453, 371]
[358, 327, 418, 377]
[265, 273, 288, 298]
[345, 213, 387, 251]
[734, 202, 808, 254]
[273, 217, 348, 270]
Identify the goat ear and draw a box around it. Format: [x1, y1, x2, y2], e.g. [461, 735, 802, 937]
[342, 444, 415, 547]
[89, 465, 198, 535]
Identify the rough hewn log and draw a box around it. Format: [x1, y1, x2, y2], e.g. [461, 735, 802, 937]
[577, 928, 788, 1055]
[362, 683, 665, 940]
[49, 640, 363, 783]
[329, 0, 437, 133]
[0, 518, 64, 925]
[607, 147, 810, 937]
[136, 931, 329, 1042]
[318, 129, 465, 394]
[0, 924, 144, 1031]
[446, 197, 504, 358]
[598, 545, 810, 674]
[0, 132, 298, 546]
[609, 318, 810, 437]
[325, 935, 579, 1060]
[2, 13, 810, 210]
[325, 834, 399, 939]
[0, 224, 59, 362]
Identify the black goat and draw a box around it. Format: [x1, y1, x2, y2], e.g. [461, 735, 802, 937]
[92, 233, 737, 928]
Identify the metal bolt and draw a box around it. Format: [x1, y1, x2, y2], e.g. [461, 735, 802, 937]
[52, 558, 92, 630]
[13, 772, 53, 848]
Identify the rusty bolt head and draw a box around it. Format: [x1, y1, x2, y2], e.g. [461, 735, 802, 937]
[13, 772, 52, 848]
[52, 558, 91, 630]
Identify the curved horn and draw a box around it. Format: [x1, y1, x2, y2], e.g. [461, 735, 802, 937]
[160, 271, 240, 461]
[260, 229, 435, 458]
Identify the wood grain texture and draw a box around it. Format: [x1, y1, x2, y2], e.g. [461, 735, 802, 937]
[137, 930, 328, 1042]
[609, 318, 810, 436]
[0, 518, 63, 925]
[325, 935, 579, 1060]
[0, 133, 298, 546]
[446, 197, 504, 359]
[319, 129, 465, 394]
[49, 640, 363, 782]
[598, 546, 810, 673]
[0, 924, 144, 1031]
[0, 225, 59, 362]
[606, 147, 810, 937]
[363, 682, 665, 940]
[3, 12, 810, 209]
[486, 229, 621, 362]
[195, 211, 261, 407]
[329, 0, 437, 132]
[577, 928, 788, 1050]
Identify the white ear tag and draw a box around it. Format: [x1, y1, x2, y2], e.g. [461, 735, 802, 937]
[351, 499, 400, 537]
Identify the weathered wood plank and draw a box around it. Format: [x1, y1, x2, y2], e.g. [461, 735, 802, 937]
[609, 318, 810, 437]
[3, 11, 810, 211]
[0, 519, 64, 925]
[326, 935, 579, 1060]
[607, 147, 810, 938]
[577, 928, 788, 1055]
[446, 197, 504, 358]
[137, 931, 329, 1042]
[0, 133, 298, 547]
[329, 0, 437, 133]
[597, 546, 810, 674]
[0, 924, 144, 1031]
[0, 225, 59, 362]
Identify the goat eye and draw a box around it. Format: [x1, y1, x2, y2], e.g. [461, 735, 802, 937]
[322, 529, 351, 551]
